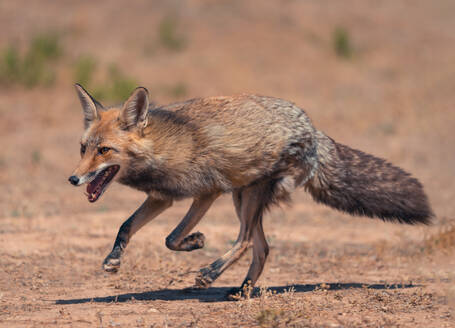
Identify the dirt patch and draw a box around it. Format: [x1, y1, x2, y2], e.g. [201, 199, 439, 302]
[1, 212, 454, 327]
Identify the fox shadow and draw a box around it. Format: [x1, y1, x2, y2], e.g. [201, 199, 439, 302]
[55, 282, 416, 304]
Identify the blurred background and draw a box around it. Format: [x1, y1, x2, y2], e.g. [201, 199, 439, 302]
[0, 0, 453, 222]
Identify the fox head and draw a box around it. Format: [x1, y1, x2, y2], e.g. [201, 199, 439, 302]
[68, 84, 150, 202]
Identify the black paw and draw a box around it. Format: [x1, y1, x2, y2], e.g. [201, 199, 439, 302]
[181, 231, 205, 251]
[102, 247, 122, 273]
[194, 267, 214, 289]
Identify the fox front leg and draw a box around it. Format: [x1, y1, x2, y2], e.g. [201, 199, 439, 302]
[103, 197, 172, 272]
[165, 193, 220, 252]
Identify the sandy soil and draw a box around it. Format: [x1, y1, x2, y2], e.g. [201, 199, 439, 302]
[1, 0, 454, 327]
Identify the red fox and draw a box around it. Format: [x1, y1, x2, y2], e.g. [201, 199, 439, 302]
[69, 84, 433, 299]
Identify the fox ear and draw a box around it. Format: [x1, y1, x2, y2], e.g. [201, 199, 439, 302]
[74, 84, 104, 129]
[120, 87, 149, 130]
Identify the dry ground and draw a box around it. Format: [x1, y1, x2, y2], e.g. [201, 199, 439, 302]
[1, 0, 454, 327]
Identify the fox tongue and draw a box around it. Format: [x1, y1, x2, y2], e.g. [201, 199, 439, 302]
[87, 174, 103, 195]
[86, 182, 95, 195]
[86, 180, 100, 202]
[86, 171, 106, 202]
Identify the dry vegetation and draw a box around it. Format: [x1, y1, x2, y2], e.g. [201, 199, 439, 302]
[0, 0, 454, 327]
[424, 224, 455, 255]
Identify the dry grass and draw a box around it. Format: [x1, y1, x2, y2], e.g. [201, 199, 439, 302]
[424, 223, 455, 254]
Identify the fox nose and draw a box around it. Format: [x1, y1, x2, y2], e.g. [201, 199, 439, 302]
[68, 175, 80, 186]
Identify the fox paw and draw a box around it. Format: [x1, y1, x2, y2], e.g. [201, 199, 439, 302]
[226, 282, 255, 301]
[181, 232, 205, 251]
[194, 268, 214, 289]
[102, 248, 122, 273]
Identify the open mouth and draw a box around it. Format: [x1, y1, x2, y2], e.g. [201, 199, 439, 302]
[86, 165, 120, 202]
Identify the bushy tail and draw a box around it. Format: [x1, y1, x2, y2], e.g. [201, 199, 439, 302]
[305, 132, 433, 224]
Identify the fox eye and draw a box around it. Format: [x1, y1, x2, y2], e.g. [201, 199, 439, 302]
[80, 144, 86, 156]
[98, 147, 110, 155]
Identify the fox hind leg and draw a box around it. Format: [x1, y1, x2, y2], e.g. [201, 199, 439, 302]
[195, 182, 273, 292]
[229, 213, 269, 298]
[246, 215, 269, 286]
[194, 187, 255, 288]
[227, 214, 269, 300]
